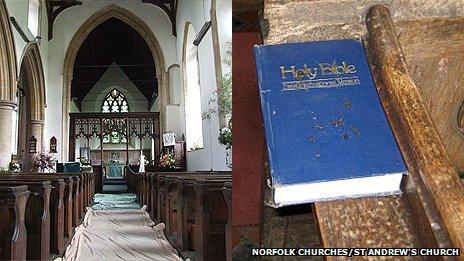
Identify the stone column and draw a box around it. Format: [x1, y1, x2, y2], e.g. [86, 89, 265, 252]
[157, 72, 169, 135]
[0, 100, 16, 167]
[25, 119, 43, 171]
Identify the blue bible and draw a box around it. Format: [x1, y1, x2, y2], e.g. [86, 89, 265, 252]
[254, 39, 408, 207]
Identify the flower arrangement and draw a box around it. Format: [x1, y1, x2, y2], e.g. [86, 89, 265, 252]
[9, 161, 21, 172]
[35, 149, 56, 172]
[0, 166, 9, 174]
[218, 127, 232, 149]
[159, 152, 176, 169]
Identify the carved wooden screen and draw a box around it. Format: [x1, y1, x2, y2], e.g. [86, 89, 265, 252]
[69, 112, 161, 165]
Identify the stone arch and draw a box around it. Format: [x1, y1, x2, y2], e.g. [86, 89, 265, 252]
[210, 0, 227, 127]
[0, 0, 17, 101]
[0, 0, 18, 166]
[20, 43, 46, 122]
[62, 4, 168, 159]
[18, 42, 46, 169]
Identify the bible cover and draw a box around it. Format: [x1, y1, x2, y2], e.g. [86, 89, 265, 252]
[254, 39, 407, 207]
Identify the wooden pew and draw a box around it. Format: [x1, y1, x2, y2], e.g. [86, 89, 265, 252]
[222, 182, 232, 261]
[0, 180, 52, 260]
[193, 178, 231, 261]
[0, 185, 29, 261]
[0, 175, 67, 255]
[19, 174, 74, 239]
[10, 172, 94, 236]
[72, 175, 81, 226]
[93, 165, 103, 193]
[134, 171, 232, 261]
[159, 173, 231, 260]
[165, 174, 231, 240]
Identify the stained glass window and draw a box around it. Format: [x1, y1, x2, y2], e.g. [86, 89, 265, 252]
[101, 89, 129, 113]
[101, 89, 128, 143]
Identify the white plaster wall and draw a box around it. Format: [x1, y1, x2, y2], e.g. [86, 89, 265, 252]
[81, 63, 149, 112]
[166, 104, 181, 138]
[5, 0, 50, 156]
[216, 0, 232, 75]
[165, 65, 183, 140]
[45, 0, 176, 161]
[176, 0, 229, 171]
[168, 65, 182, 105]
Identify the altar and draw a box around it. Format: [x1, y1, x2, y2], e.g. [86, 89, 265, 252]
[69, 112, 161, 172]
[90, 148, 151, 178]
[104, 160, 125, 178]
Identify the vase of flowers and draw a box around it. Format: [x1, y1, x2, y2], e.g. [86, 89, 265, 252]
[9, 161, 21, 172]
[35, 149, 56, 173]
[218, 126, 232, 169]
[159, 152, 176, 170]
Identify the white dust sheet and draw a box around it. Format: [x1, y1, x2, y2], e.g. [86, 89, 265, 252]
[59, 206, 182, 261]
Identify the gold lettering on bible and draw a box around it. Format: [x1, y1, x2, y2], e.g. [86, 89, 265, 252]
[280, 61, 360, 90]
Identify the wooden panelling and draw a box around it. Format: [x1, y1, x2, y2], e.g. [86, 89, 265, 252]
[396, 18, 464, 173]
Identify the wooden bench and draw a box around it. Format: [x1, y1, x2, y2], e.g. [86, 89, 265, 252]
[0, 171, 96, 255]
[222, 182, 232, 261]
[0, 176, 66, 256]
[193, 178, 231, 261]
[0, 185, 29, 261]
[0, 180, 52, 260]
[133, 171, 232, 261]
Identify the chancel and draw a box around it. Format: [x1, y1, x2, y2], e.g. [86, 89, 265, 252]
[0, 0, 231, 260]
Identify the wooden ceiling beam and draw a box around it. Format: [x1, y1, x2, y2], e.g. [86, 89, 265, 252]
[46, 0, 82, 40]
[141, 0, 177, 36]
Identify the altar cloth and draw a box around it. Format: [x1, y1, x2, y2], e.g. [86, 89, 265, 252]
[59, 206, 181, 261]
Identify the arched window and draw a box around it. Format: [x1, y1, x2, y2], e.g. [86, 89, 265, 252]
[28, 0, 41, 37]
[101, 89, 128, 144]
[183, 24, 204, 151]
[101, 89, 129, 113]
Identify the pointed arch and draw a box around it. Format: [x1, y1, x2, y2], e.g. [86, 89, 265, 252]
[20, 42, 46, 122]
[17, 42, 46, 169]
[62, 4, 168, 159]
[101, 89, 130, 113]
[0, 0, 18, 101]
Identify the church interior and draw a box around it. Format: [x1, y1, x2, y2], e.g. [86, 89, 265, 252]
[0, 0, 231, 260]
[233, 0, 464, 259]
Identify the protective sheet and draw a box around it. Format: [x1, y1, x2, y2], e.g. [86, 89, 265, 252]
[83, 206, 155, 227]
[60, 206, 182, 261]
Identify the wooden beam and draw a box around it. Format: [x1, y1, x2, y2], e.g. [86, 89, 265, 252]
[142, 0, 177, 36]
[260, 1, 464, 252]
[365, 4, 464, 248]
[47, 0, 82, 40]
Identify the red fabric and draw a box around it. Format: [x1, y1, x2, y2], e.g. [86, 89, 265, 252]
[232, 32, 264, 226]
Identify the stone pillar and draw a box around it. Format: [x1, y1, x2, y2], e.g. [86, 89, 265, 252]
[25, 119, 43, 171]
[0, 100, 16, 167]
[157, 72, 170, 135]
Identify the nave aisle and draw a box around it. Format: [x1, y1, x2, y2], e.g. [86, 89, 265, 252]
[58, 193, 182, 261]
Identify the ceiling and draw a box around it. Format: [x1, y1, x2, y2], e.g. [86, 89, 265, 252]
[46, 0, 178, 39]
[71, 17, 157, 110]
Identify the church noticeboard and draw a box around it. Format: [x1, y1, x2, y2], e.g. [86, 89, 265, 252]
[29, 135, 37, 153]
[50, 136, 57, 153]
